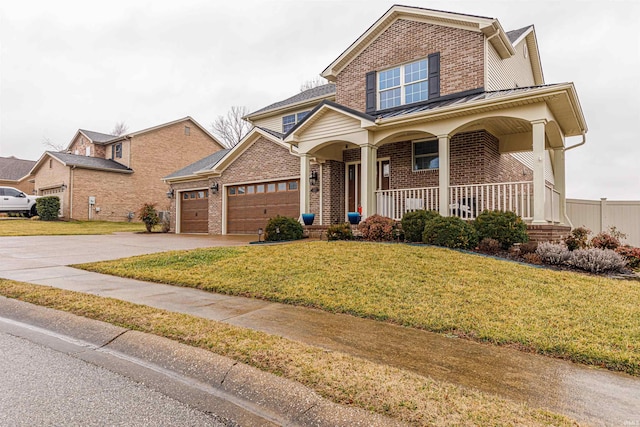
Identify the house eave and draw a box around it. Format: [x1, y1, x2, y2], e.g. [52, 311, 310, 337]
[245, 93, 336, 122]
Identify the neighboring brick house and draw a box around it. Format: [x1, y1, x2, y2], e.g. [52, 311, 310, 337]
[0, 156, 36, 194]
[30, 117, 224, 221]
[165, 5, 587, 238]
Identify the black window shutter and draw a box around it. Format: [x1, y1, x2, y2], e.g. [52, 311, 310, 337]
[365, 71, 377, 113]
[428, 52, 440, 99]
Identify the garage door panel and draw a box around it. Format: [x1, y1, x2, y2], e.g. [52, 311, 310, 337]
[227, 179, 299, 234]
[180, 190, 208, 233]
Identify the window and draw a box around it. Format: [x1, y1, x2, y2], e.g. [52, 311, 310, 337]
[256, 184, 265, 193]
[229, 187, 236, 195]
[112, 143, 122, 159]
[237, 186, 245, 195]
[49, 159, 52, 169]
[288, 181, 298, 191]
[85, 146, 91, 156]
[246, 185, 255, 194]
[277, 182, 286, 191]
[379, 59, 428, 110]
[184, 126, 190, 136]
[413, 139, 439, 171]
[267, 183, 276, 192]
[282, 110, 310, 133]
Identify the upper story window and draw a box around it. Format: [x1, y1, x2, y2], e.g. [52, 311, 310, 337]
[112, 143, 122, 159]
[85, 146, 91, 156]
[184, 126, 190, 136]
[413, 139, 439, 171]
[378, 59, 428, 110]
[282, 110, 310, 133]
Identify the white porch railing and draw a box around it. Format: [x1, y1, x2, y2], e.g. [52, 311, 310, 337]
[376, 187, 439, 220]
[376, 181, 534, 221]
[545, 185, 561, 223]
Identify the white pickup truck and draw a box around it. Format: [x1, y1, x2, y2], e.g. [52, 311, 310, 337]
[0, 186, 39, 217]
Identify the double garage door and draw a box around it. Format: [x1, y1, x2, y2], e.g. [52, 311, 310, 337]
[179, 179, 300, 234]
[227, 179, 299, 234]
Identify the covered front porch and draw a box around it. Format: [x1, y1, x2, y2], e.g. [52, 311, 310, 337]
[286, 85, 586, 227]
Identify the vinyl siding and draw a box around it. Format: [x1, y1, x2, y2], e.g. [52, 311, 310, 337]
[509, 151, 555, 185]
[486, 40, 535, 91]
[299, 110, 361, 141]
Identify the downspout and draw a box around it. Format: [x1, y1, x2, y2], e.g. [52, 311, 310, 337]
[563, 132, 586, 151]
[69, 166, 75, 220]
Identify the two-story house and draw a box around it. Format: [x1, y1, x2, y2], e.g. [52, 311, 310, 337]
[165, 5, 587, 241]
[30, 117, 224, 221]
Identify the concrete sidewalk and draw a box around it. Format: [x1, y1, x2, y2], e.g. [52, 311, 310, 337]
[1, 233, 639, 426]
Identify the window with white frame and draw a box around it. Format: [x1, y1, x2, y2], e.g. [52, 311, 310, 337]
[112, 143, 122, 159]
[413, 139, 439, 171]
[282, 110, 311, 133]
[379, 59, 429, 110]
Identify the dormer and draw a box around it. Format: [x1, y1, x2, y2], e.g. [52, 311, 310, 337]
[66, 129, 114, 159]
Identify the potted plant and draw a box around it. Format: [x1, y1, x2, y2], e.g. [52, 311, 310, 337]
[301, 213, 315, 226]
[347, 212, 361, 225]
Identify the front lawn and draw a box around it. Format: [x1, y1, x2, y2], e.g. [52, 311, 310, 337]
[77, 241, 640, 375]
[0, 220, 145, 236]
[0, 279, 573, 427]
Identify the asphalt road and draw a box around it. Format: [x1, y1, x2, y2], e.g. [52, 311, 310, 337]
[0, 331, 233, 427]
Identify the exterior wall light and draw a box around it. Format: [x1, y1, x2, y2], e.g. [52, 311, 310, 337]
[166, 188, 174, 199]
[61, 182, 67, 191]
[210, 182, 219, 194]
[309, 170, 318, 187]
[257, 227, 263, 243]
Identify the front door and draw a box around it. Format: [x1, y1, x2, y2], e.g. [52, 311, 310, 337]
[378, 159, 390, 191]
[347, 163, 361, 213]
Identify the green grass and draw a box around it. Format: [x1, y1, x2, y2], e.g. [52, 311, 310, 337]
[77, 241, 640, 376]
[0, 279, 574, 427]
[0, 220, 145, 236]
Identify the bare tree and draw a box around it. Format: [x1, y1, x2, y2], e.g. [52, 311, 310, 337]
[300, 76, 328, 92]
[111, 121, 129, 136]
[210, 106, 252, 148]
[42, 136, 66, 152]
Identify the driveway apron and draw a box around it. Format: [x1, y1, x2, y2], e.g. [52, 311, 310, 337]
[1, 233, 638, 426]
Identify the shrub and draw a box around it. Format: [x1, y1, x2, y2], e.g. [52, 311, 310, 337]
[536, 242, 571, 265]
[422, 216, 478, 249]
[591, 231, 621, 250]
[567, 248, 627, 274]
[36, 196, 60, 221]
[564, 227, 591, 251]
[327, 223, 353, 241]
[359, 214, 397, 241]
[400, 210, 440, 242]
[616, 245, 640, 270]
[265, 215, 303, 242]
[478, 238, 501, 254]
[523, 253, 543, 265]
[519, 241, 538, 255]
[138, 203, 159, 232]
[473, 210, 528, 249]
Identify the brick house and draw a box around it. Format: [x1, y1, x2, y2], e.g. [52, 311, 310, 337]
[0, 156, 36, 194]
[165, 5, 587, 238]
[30, 117, 224, 221]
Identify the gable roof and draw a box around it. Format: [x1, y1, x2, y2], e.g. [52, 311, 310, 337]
[506, 25, 532, 44]
[284, 100, 375, 141]
[322, 4, 515, 81]
[78, 129, 117, 144]
[37, 152, 133, 174]
[245, 84, 336, 119]
[163, 149, 230, 180]
[0, 156, 36, 181]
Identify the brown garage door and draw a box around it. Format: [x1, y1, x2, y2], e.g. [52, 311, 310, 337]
[180, 190, 208, 233]
[227, 180, 299, 234]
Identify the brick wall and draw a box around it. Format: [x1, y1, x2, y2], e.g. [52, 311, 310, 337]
[321, 160, 345, 225]
[335, 18, 484, 112]
[68, 135, 106, 158]
[71, 169, 136, 221]
[32, 157, 71, 218]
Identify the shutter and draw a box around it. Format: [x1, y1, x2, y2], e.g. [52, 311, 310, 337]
[365, 71, 377, 113]
[428, 52, 440, 99]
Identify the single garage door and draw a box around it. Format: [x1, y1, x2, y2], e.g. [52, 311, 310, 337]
[180, 189, 208, 233]
[227, 179, 299, 234]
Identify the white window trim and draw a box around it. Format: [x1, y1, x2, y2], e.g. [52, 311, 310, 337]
[282, 110, 311, 133]
[378, 58, 428, 110]
[412, 138, 439, 172]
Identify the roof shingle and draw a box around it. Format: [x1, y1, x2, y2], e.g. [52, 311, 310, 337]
[247, 83, 336, 117]
[506, 25, 532, 44]
[48, 152, 133, 173]
[0, 156, 36, 181]
[78, 129, 118, 144]
[164, 149, 230, 180]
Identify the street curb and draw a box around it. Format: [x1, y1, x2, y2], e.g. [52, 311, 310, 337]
[0, 296, 405, 427]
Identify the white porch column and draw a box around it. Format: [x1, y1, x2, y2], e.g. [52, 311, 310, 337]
[438, 134, 450, 217]
[531, 119, 547, 224]
[360, 143, 378, 219]
[553, 147, 567, 225]
[299, 153, 311, 215]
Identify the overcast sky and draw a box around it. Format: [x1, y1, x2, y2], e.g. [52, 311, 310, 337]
[0, 0, 638, 199]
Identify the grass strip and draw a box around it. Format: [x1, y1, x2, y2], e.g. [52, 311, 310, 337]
[0, 220, 145, 236]
[77, 241, 640, 376]
[0, 279, 574, 427]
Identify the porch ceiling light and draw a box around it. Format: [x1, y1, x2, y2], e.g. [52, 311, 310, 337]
[309, 170, 318, 187]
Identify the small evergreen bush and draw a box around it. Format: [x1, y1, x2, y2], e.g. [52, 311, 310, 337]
[400, 210, 440, 242]
[567, 248, 627, 274]
[591, 231, 621, 250]
[422, 216, 478, 249]
[265, 215, 303, 241]
[36, 196, 60, 221]
[327, 223, 353, 241]
[536, 242, 571, 265]
[359, 214, 397, 241]
[473, 210, 528, 249]
[138, 203, 159, 232]
[564, 227, 591, 251]
[615, 245, 640, 270]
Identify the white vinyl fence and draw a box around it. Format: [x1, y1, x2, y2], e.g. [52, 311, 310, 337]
[567, 198, 640, 247]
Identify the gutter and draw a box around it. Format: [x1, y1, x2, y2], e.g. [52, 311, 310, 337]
[563, 132, 586, 151]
